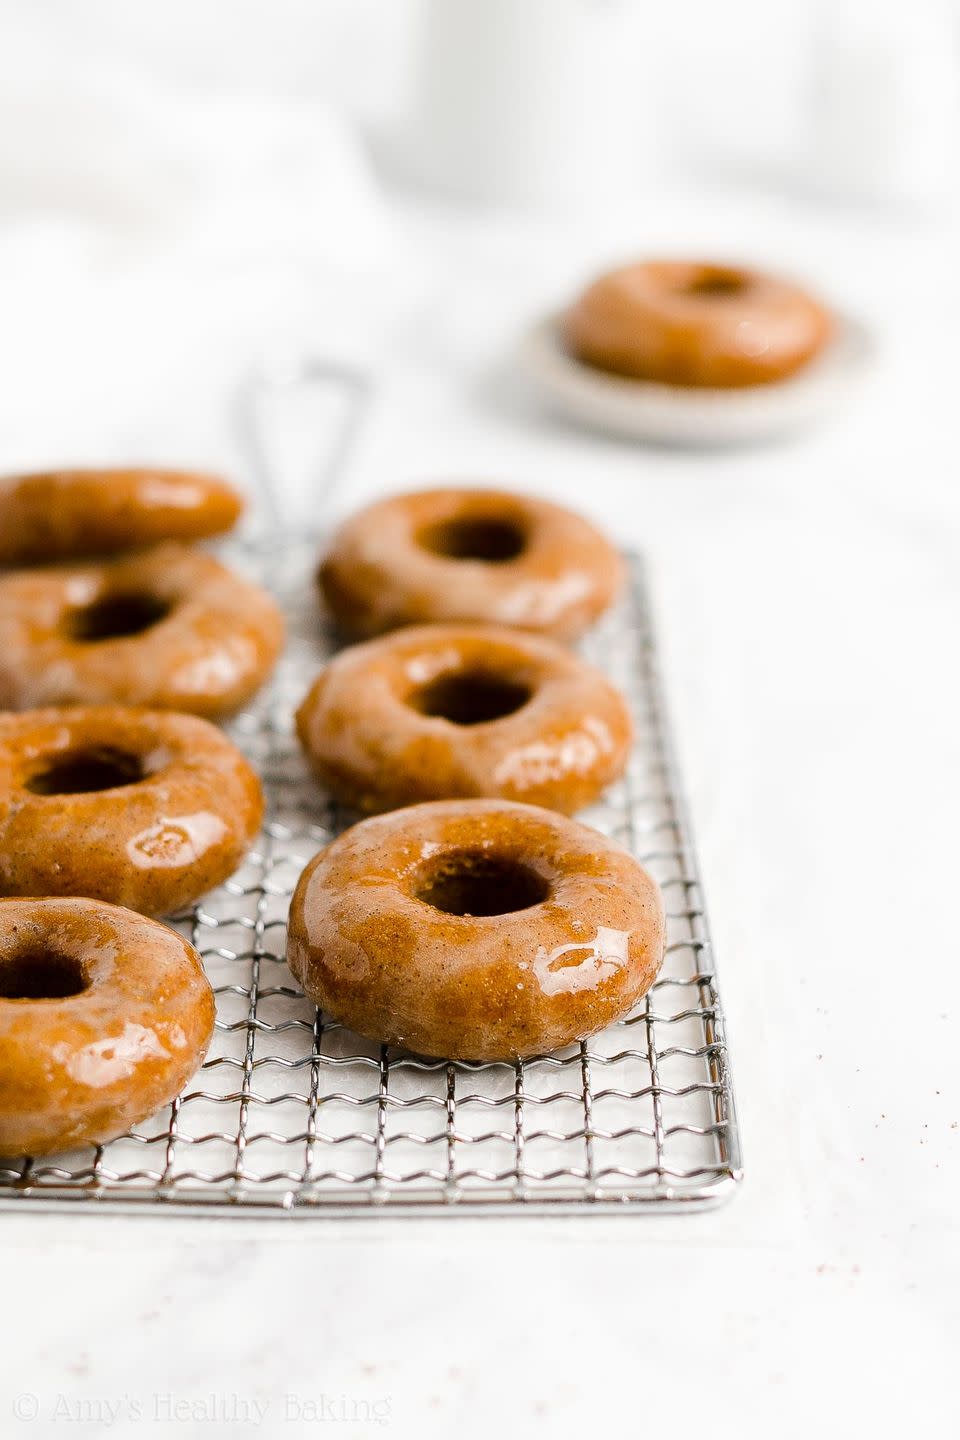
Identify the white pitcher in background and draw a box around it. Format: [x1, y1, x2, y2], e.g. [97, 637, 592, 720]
[406, 0, 654, 211]
[802, 0, 960, 208]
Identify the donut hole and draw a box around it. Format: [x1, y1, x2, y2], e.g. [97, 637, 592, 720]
[682, 268, 747, 299]
[25, 746, 145, 795]
[417, 516, 526, 563]
[66, 591, 171, 642]
[413, 850, 550, 917]
[0, 949, 88, 1000]
[410, 670, 532, 726]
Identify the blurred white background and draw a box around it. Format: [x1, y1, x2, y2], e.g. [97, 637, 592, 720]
[6, 0, 958, 201]
[1, 4, 958, 1438]
[1, 0, 958, 474]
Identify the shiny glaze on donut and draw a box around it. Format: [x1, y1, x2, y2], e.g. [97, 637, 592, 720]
[0, 897, 215, 1155]
[0, 707, 263, 916]
[296, 624, 632, 814]
[0, 542, 284, 717]
[0, 467, 243, 565]
[287, 799, 664, 1061]
[319, 487, 623, 642]
[566, 259, 834, 387]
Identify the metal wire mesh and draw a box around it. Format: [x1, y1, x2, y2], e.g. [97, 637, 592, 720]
[0, 535, 742, 1214]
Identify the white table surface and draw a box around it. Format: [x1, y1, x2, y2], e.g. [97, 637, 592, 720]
[0, 178, 957, 1438]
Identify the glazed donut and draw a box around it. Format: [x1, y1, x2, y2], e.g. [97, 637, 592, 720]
[295, 623, 632, 815]
[319, 487, 623, 641]
[0, 467, 243, 565]
[287, 799, 664, 1061]
[0, 542, 284, 717]
[0, 707, 263, 916]
[565, 259, 834, 388]
[0, 897, 215, 1155]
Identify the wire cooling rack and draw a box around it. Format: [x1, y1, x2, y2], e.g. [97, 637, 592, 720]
[0, 536, 742, 1215]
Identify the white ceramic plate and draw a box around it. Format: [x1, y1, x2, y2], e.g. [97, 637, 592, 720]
[518, 310, 875, 447]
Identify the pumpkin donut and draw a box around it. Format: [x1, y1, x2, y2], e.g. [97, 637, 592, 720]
[0, 897, 215, 1156]
[319, 487, 623, 641]
[0, 707, 263, 916]
[565, 259, 834, 387]
[0, 467, 243, 565]
[0, 542, 284, 717]
[287, 799, 664, 1061]
[296, 623, 632, 814]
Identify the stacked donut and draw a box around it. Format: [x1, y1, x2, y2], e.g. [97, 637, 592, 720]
[0, 468, 283, 1154]
[290, 486, 664, 1064]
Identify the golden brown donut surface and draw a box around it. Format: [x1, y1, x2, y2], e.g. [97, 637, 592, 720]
[565, 259, 834, 388]
[296, 623, 632, 814]
[0, 897, 215, 1155]
[0, 467, 244, 565]
[287, 799, 664, 1062]
[319, 487, 623, 641]
[0, 707, 263, 916]
[0, 542, 284, 717]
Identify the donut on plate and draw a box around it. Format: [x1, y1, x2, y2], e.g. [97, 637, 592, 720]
[0, 897, 215, 1156]
[0, 467, 244, 565]
[565, 259, 833, 388]
[0, 707, 263, 916]
[287, 799, 664, 1062]
[0, 542, 284, 717]
[295, 623, 632, 814]
[319, 487, 623, 642]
